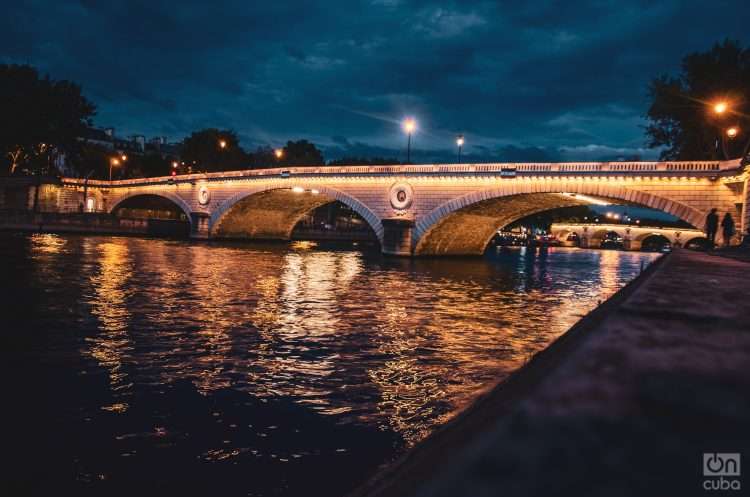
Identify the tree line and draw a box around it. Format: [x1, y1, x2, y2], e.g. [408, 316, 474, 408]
[0, 65, 400, 180]
[2, 40, 748, 179]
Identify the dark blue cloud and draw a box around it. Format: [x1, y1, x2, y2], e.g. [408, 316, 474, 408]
[2, 0, 748, 162]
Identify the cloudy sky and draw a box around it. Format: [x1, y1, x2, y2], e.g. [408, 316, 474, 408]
[3, 0, 749, 162]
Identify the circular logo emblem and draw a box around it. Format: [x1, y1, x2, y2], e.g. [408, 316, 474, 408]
[198, 185, 211, 206]
[389, 182, 413, 210]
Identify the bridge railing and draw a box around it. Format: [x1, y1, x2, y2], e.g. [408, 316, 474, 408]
[60, 159, 742, 187]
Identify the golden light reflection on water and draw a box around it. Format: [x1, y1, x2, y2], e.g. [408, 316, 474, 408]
[72, 239, 658, 446]
[86, 240, 134, 396]
[29, 233, 66, 255]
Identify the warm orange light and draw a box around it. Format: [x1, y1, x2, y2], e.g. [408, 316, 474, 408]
[713, 101, 728, 114]
[219, 139, 227, 149]
[121, 154, 128, 161]
[726, 126, 739, 138]
[172, 161, 178, 168]
[274, 148, 283, 159]
[110, 158, 120, 166]
[403, 118, 416, 134]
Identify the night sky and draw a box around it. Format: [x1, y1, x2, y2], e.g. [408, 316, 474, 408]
[3, 1, 749, 163]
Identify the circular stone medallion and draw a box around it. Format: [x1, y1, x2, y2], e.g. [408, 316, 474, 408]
[389, 182, 413, 210]
[198, 185, 211, 206]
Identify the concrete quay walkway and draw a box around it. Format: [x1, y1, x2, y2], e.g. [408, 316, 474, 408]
[355, 249, 750, 497]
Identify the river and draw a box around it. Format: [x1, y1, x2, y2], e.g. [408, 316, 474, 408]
[0, 232, 658, 496]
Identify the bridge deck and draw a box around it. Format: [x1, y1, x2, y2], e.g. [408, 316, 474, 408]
[61, 159, 743, 187]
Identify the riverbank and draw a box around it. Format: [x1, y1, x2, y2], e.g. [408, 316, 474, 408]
[0, 210, 190, 237]
[353, 248, 750, 497]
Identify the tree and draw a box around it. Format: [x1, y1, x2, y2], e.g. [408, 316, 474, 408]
[280, 140, 324, 166]
[645, 40, 750, 160]
[246, 146, 279, 169]
[0, 64, 96, 175]
[181, 129, 248, 172]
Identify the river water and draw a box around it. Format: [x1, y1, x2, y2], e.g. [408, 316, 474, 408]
[1, 233, 658, 496]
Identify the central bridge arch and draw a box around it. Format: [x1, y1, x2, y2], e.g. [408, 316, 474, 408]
[209, 185, 384, 242]
[414, 184, 705, 256]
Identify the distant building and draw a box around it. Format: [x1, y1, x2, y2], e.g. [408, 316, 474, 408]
[79, 127, 180, 157]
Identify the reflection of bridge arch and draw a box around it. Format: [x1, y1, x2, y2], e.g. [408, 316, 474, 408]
[209, 185, 384, 242]
[414, 185, 705, 256]
[109, 192, 193, 225]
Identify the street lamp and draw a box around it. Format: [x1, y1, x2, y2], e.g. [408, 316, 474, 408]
[456, 135, 464, 163]
[709, 98, 743, 160]
[219, 139, 227, 149]
[403, 118, 416, 163]
[109, 157, 120, 181]
[274, 148, 284, 160]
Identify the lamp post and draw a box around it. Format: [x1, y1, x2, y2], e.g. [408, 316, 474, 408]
[274, 148, 284, 160]
[403, 118, 416, 164]
[456, 135, 464, 163]
[723, 126, 750, 164]
[109, 157, 120, 182]
[709, 100, 750, 161]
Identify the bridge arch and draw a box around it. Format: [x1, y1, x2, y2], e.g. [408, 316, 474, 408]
[210, 185, 384, 242]
[414, 184, 705, 256]
[109, 192, 193, 224]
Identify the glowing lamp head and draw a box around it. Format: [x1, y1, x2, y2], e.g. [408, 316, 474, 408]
[110, 158, 120, 166]
[274, 148, 283, 159]
[121, 154, 128, 161]
[403, 118, 416, 134]
[713, 101, 728, 114]
[456, 135, 465, 147]
[726, 126, 739, 138]
[172, 161, 178, 168]
[219, 139, 227, 149]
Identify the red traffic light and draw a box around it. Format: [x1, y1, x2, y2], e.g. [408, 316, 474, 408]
[171, 170, 177, 177]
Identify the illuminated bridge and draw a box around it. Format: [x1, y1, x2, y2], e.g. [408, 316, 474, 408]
[32, 159, 750, 256]
[549, 223, 708, 251]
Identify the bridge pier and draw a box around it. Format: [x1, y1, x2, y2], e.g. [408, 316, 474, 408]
[381, 218, 414, 256]
[623, 239, 642, 251]
[190, 212, 211, 239]
[742, 176, 750, 238]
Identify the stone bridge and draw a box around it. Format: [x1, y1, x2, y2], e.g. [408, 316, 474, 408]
[549, 223, 707, 250]
[36, 159, 750, 256]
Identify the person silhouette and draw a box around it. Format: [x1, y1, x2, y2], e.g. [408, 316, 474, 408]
[705, 208, 719, 248]
[721, 213, 735, 247]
